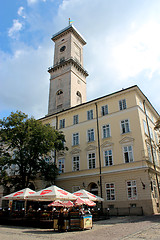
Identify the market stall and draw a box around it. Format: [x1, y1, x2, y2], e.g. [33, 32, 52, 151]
[1, 186, 104, 231]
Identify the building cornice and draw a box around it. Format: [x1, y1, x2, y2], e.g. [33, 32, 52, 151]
[51, 24, 86, 45]
[48, 57, 88, 77]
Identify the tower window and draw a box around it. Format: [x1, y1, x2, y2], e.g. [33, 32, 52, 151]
[76, 91, 82, 104]
[57, 90, 63, 95]
[60, 46, 66, 52]
[56, 90, 63, 108]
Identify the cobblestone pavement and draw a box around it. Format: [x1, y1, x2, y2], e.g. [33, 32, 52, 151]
[1, 215, 160, 240]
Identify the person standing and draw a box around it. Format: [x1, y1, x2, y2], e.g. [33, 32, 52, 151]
[58, 207, 64, 232]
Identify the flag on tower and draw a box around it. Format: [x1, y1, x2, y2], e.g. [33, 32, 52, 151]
[69, 18, 74, 25]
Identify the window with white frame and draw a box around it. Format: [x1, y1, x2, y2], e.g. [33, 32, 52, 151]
[149, 126, 154, 140]
[87, 129, 95, 142]
[88, 152, 96, 169]
[72, 133, 79, 146]
[126, 180, 137, 200]
[102, 124, 111, 138]
[121, 119, 130, 134]
[123, 145, 134, 163]
[101, 104, 108, 116]
[145, 109, 149, 117]
[106, 183, 115, 200]
[87, 110, 93, 120]
[143, 120, 148, 135]
[58, 159, 65, 173]
[154, 131, 159, 145]
[59, 119, 65, 129]
[119, 99, 127, 110]
[152, 180, 158, 198]
[73, 114, 79, 125]
[104, 149, 113, 166]
[139, 101, 143, 110]
[147, 144, 152, 162]
[72, 156, 80, 171]
[153, 149, 158, 165]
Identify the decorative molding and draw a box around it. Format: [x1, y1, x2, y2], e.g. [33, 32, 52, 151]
[57, 151, 65, 158]
[85, 145, 97, 151]
[119, 137, 134, 145]
[70, 148, 81, 154]
[101, 140, 114, 148]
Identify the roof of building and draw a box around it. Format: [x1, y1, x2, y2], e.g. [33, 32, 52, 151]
[51, 24, 86, 45]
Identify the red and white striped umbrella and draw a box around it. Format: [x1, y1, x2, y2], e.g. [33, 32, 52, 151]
[73, 189, 104, 202]
[48, 200, 64, 207]
[63, 200, 74, 207]
[83, 199, 96, 207]
[26, 185, 77, 201]
[74, 197, 96, 207]
[74, 197, 86, 206]
[2, 188, 36, 200]
[48, 200, 74, 208]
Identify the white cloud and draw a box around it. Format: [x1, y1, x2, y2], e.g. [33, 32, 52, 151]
[8, 19, 23, 38]
[27, 0, 38, 4]
[112, 21, 160, 80]
[27, 0, 47, 5]
[18, 7, 26, 19]
[0, 41, 52, 119]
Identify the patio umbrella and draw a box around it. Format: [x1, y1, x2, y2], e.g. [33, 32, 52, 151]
[83, 199, 96, 207]
[62, 201, 74, 208]
[73, 189, 104, 202]
[74, 197, 86, 206]
[48, 200, 74, 208]
[26, 185, 77, 201]
[2, 188, 36, 200]
[2, 188, 36, 214]
[48, 200, 64, 207]
[74, 197, 96, 207]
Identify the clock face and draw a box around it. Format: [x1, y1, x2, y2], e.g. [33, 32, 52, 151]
[60, 46, 66, 52]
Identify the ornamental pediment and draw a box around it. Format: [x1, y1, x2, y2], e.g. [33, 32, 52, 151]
[57, 151, 65, 157]
[101, 141, 114, 148]
[85, 145, 97, 151]
[70, 148, 81, 154]
[119, 137, 134, 144]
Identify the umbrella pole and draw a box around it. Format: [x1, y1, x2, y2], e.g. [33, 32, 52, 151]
[24, 200, 27, 216]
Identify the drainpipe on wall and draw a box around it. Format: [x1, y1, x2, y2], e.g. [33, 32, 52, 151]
[143, 100, 160, 199]
[54, 115, 58, 164]
[95, 102, 103, 211]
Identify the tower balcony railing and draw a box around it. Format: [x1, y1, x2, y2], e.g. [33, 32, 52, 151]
[48, 57, 89, 76]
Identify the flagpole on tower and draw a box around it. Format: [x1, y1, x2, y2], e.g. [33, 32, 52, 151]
[69, 18, 73, 25]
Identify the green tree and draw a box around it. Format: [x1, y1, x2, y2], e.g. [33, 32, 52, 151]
[0, 111, 67, 190]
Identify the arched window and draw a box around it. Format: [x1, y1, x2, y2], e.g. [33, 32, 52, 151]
[56, 89, 63, 107]
[76, 91, 82, 104]
[57, 90, 63, 95]
[88, 182, 98, 196]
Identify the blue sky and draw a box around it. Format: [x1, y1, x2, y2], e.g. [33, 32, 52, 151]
[1, 0, 160, 119]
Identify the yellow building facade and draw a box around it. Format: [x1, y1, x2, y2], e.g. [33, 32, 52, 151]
[39, 24, 160, 215]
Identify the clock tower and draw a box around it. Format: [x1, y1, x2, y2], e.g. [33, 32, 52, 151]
[48, 24, 88, 115]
